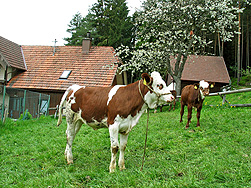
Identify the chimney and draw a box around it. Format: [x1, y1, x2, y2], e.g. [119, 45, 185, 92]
[82, 32, 92, 54]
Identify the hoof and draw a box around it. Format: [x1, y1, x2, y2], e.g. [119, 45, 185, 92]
[67, 159, 73, 164]
[119, 166, 126, 171]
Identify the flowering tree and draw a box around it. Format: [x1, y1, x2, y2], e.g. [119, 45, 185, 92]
[116, 0, 241, 95]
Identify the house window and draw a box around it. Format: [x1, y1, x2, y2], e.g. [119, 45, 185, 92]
[40, 100, 48, 114]
[59, 70, 71, 79]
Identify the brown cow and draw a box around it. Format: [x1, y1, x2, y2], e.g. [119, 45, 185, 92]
[180, 80, 215, 129]
[57, 72, 175, 173]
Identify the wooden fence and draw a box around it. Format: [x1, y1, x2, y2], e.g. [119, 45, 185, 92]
[208, 88, 251, 107]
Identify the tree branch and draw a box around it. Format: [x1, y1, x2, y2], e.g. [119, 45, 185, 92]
[177, 37, 194, 78]
[166, 55, 173, 77]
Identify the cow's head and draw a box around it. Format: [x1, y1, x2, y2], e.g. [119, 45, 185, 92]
[142, 71, 175, 108]
[194, 80, 215, 97]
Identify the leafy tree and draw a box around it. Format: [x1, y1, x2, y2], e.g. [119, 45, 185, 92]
[64, 0, 134, 48]
[64, 12, 85, 46]
[89, 0, 134, 48]
[116, 0, 240, 95]
[64, 12, 98, 46]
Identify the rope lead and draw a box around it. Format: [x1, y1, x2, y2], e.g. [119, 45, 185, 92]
[140, 108, 149, 171]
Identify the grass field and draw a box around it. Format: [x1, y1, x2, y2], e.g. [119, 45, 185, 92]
[0, 91, 251, 187]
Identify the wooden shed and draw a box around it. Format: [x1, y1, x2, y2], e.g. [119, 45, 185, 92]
[168, 55, 230, 92]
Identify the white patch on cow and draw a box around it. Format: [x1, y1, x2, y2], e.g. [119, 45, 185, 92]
[199, 80, 209, 99]
[67, 84, 85, 104]
[166, 82, 176, 90]
[200, 90, 205, 100]
[107, 85, 124, 105]
[113, 105, 147, 135]
[144, 71, 174, 108]
[199, 80, 209, 89]
[88, 117, 108, 130]
[71, 84, 85, 92]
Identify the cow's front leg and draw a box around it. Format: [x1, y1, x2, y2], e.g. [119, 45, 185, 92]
[119, 133, 129, 171]
[109, 123, 119, 173]
[196, 106, 202, 127]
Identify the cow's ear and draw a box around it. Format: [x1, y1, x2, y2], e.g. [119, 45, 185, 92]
[194, 83, 199, 90]
[141, 73, 152, 85]
[209, 82, 215, 88]
[170, 90, 177, 97]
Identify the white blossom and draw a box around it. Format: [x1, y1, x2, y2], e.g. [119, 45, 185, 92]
[116, 0, 241, 80]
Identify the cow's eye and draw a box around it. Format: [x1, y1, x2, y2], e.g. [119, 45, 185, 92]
[157, 84, 163, 90]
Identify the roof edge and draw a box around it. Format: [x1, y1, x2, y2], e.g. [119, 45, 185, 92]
[0, 51, 10, 68]
[20, 46, 27, 70]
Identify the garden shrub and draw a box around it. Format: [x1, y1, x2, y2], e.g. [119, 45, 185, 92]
[19, 111, 32, 120]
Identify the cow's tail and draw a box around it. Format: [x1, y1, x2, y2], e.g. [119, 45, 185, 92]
[57, 87, 71, 126]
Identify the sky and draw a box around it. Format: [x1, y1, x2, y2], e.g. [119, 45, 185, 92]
[0, 0, 142, 46]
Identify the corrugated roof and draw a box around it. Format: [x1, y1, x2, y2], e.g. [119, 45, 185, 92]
[7, 45, 119, 90]
[178, 55, 230, 84]
[0, 36, 27, 70]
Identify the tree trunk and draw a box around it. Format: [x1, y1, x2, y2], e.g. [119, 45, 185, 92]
[173, 76, 182, 96]
[218, 31, 221, 56]
[214, 33, 217, 55]
[241, 15, 244, 73]
[237, 1, 241, 85]
[247, 15, 250, 68]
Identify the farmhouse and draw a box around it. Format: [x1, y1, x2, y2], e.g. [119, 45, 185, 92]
[0, 36, 126, 118]
[0, 36, 31, 119]
[167, 55, 230, 92]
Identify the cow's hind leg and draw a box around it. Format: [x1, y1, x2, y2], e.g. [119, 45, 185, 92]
[186, 105, 192, 129]
[119, 133, 129, 171]
[180, 102, 185, 123]
[65, 120, 82, 164]
[172, 100, 176, 111]
[109, 123, 119, 173]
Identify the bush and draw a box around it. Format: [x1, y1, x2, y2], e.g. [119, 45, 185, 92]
[230, 67, 251, 87]
[19, 110, 32, 120]
[240, 67, 251, 86]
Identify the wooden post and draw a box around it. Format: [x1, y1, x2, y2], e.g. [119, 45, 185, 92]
[1, 86, 6, 121]
[37, 94, 41, 118]
[22, 90, 26, 119]
[54, 105, 59, 119]
[46, 95, 50, 116]
[3, 108, 8, 124]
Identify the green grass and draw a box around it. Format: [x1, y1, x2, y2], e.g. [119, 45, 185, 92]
[0, 92, 251, 187]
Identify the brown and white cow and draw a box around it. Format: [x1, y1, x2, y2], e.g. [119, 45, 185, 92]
[180, 80, 215, 129]
[57, 71, 175, 173]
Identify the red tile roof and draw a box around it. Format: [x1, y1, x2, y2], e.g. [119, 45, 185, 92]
[0, 36, 27, 70]
[179, 55, 230, 84]
[7, 45, 119, 91]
